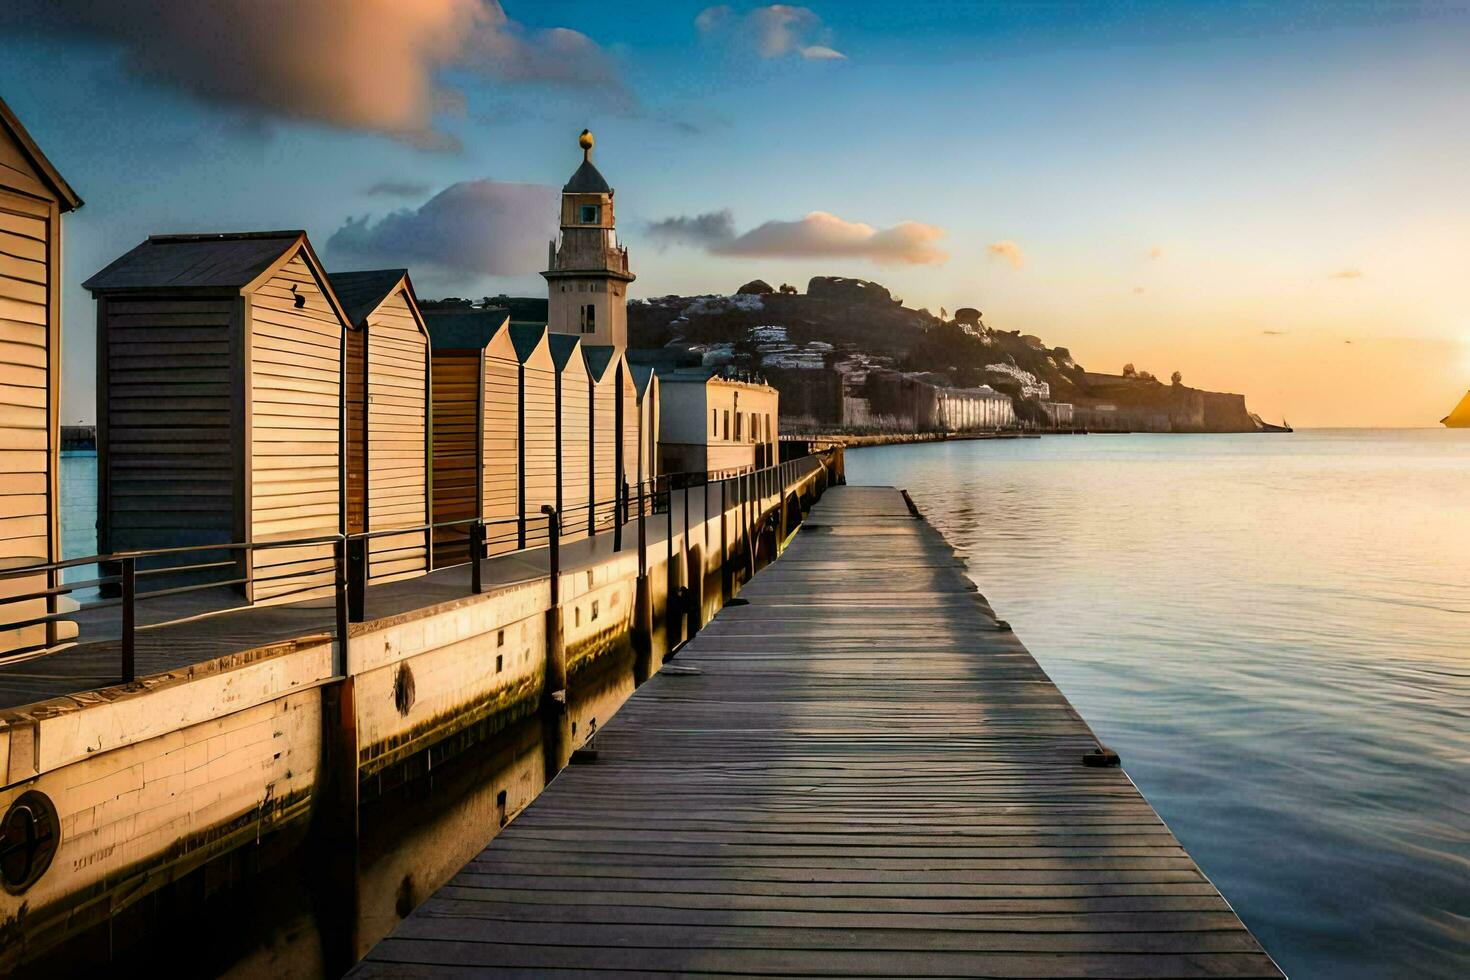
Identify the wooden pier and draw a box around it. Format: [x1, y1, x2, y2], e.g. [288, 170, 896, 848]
[354, 485, 1281, 977]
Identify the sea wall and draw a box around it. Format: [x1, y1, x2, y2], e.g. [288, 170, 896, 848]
[1073, 385, 1256, 432]
[0, 455, 839, 970]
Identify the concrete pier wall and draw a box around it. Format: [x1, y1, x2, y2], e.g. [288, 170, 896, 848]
[0, 454, 839, 970]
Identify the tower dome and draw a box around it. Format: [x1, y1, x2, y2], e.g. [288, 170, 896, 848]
[544, 129, 633, 350]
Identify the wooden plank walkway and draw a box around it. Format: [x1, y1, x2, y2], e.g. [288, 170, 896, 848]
[354, 485, 1281, 978]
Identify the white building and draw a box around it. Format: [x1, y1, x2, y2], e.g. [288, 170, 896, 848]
[647, 366, 779, 478]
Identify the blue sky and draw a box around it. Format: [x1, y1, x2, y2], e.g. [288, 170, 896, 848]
[2, 1, 1467, 425]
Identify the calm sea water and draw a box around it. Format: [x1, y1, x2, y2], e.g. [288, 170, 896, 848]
[847, 430, 1469, 980]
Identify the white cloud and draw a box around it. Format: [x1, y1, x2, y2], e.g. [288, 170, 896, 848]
[987, 240, 1025, 269]
[1, 0, 627, 148]
[645, 208, 947, 265]
[328, 179, 558, 278]
[646, 210, 739, 248]
[696, 4, 847, 61]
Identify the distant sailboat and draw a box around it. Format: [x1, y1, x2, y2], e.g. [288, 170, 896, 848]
[1441, 390, 1470, 428]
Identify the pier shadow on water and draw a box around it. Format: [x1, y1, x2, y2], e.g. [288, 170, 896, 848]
[21, 648, 640, 979]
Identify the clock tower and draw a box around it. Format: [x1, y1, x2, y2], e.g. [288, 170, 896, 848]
[543, 129, 634, 350]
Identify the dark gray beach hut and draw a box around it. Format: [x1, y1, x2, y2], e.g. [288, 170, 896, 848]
[85, 231, 352, 603]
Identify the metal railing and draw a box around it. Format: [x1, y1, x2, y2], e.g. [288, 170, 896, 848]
[0, 452, 836, 688]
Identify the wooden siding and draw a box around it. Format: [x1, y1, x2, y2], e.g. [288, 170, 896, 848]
[555, 360, 589, 544]
[590, 368, 618, 532]
[248, 253, 341, 602]
[96, 294, 236, 560]
[0, 192, 52, 651]
[639, 376, 660, 487]
[430, 351, 478, 567]
[620, 366, 639, 497]
[365, 290, 428, 582]
[520, 356, 557, 550]
[482, 335, 518, 557]
[345, 323, 365, 535]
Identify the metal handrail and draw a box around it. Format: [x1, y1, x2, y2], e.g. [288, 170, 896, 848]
[0, 450, 839, 686]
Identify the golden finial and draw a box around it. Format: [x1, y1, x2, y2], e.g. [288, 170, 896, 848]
[579, 129, 594, 160]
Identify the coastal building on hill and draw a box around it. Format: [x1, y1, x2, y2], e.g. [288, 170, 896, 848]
[860, 369, 1017, 432]
[0, 96, 82, 656]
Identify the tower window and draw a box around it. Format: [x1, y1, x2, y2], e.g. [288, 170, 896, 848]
[580, 204, 600, 224]
[580, 303, 595, 334]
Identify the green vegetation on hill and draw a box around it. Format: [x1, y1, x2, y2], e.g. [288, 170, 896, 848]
[469, 274, 1257, 432]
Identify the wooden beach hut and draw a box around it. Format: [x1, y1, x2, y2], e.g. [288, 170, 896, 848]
[510, 324, 556, 549]
[583, 346, 622, 533]
[632, 365, 660, 490]
[0, 97, 82, 655]
[330, 270, 430, 582]
[618, 358, 640, 509]
[424, 309, 518, 565]
[85, 231, 351, 604]
[549, 335, 590, 543]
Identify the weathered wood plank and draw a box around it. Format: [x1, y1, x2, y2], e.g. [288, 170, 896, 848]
[354, 486, 1280, 977]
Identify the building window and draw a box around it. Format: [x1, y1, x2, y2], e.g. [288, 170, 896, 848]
[579, 304, 595, 333]
[580, 204, 600, 224]
[723, 410, 730, 441]
[711, 409, 718, 436]
[735, 411, 742, 442]
[766, 413, 772, 441]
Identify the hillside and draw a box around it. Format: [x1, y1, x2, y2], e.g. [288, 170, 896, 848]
[625, 276, 1259, 433]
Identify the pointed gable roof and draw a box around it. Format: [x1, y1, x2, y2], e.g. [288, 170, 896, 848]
[563, 158, 611, 195]
[581, 344, 621, 383]
[631, 364, 658, 398]
[509, 322, 551, 363]
[84, 231, 306, 292]
[329, 269, 410, 326]
[548, 333, 586, 373]
[422, 308, 509, 350]
[0, 95, 82, 210]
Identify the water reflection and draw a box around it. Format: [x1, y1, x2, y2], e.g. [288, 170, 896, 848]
[847, 430, 1470, 980]
[30, 648, 641, 979]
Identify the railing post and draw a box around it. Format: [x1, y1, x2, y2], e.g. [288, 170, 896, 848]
[541, 505, 566, 710]
[637, 482, 647, 577]
[614, 480, 626, 553]
[120, 555, 136, 684]
[666, 485, 677, 647]
[316, 535, 360, 973]
[543, 507, 560, 601]
[720, 478, 730, 602]
[347, 535, 367, 622]
[632, 481, 653, 683]
[470, 521, 484, 594]
[332, 538, 349, 676]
